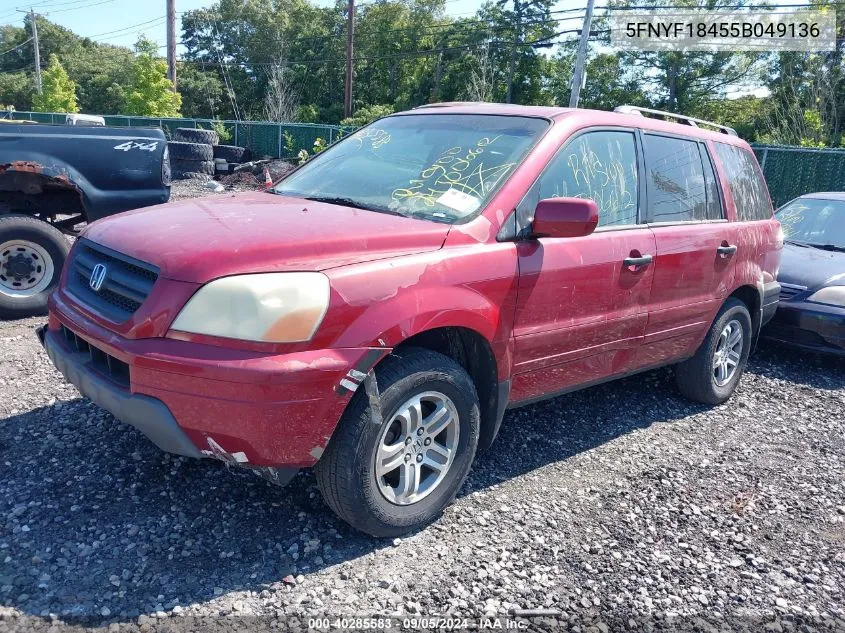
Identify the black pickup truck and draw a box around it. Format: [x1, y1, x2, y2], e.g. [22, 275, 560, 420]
[0, 123, 171, 318]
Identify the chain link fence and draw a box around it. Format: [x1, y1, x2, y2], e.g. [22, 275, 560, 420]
[12, 111, 349, 160]
[751, 144, 845, 208]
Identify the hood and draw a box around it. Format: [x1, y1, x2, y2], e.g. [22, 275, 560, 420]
[82, 191, 450, 283]
[779, 242, 845, 289]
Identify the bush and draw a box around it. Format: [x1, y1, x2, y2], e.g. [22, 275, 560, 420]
[340, 104, 393, 128]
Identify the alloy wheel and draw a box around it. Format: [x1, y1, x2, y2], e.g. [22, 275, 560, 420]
[713, 319, 743, 387]
[374, 391, 460, 506]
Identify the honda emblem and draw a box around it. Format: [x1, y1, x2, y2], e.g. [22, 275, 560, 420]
[89, 263, 107, 292]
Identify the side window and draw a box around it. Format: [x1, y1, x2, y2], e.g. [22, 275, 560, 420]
[714, 143, 772, 221]
[699, 144, 724, 220]
[643, 134, 720, 222]
[518, 130, 639, 230]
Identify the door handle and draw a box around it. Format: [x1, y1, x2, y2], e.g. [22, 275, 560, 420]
[623, 254, 653, 268]
[717, 244, 738, 257]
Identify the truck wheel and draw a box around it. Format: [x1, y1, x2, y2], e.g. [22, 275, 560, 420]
[172, 159, 215, 176]
[675, 298, 752, 405]
[0, 215, 70, 319]
[213, 145, 249, 163]
[174, 128, 219, 145]
[172, 171, 211, 182]
[315, 349, 480, 537]
[167, 141, 213, 162]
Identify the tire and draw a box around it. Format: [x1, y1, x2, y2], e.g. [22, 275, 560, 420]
[172, 170, 211, 181]
[167, 141, 213, 162]
[0, 214, 70, 319]
[174, 127, 219, 145]
[213, 144, 248, 162]
[315, 348, 480, 537]
[172, 158, 214, 176]
[675, 298, 753, 405]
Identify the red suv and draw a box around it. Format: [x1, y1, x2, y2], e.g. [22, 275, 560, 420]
[38, 104, 782, 536]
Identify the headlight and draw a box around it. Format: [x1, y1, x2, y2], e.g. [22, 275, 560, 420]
[170, 272, 330, 342]
[806, 286, 845, 307]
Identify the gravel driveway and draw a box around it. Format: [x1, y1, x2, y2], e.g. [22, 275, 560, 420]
[1, 195, 844, 632]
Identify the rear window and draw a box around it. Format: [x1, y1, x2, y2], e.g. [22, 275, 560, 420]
[714, 143, 772, 221]
[643, 134, 722, 223]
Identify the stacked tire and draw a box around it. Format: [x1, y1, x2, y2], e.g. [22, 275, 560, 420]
[169, 128, 217, 181]
[168, 128, 250, 181]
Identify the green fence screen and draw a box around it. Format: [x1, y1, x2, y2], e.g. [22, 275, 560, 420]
[13, 111, 348, 160]
[751, 145, 845, 208]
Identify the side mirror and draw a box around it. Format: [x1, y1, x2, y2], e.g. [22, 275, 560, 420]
[531, 197, 599, 239]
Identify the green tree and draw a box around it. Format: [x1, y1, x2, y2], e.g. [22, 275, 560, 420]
[0, 72, 34, 111]
[33, 54, 78, 113]
[177, 62, 225, 118]
[123, 37, 181, 117]
[546, 51, 650, 110]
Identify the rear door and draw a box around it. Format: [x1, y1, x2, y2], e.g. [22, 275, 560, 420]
[510, 128, 657, 403]
[637, 133, 739, 365]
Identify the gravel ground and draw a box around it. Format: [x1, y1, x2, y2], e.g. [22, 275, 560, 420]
[1, 190, 844, 632]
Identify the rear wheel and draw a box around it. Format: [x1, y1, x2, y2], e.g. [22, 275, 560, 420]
[675, 298, 752, 405]
[315, 349, 480, 537]
[0, 215, 70, 319]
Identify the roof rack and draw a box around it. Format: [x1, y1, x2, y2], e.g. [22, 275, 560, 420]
[613, 105, 737, 136]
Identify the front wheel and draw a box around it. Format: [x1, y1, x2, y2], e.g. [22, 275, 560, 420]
[675, 297, 753, 405]
[315, 349, 480, 537]
[0, 215, 70, 319]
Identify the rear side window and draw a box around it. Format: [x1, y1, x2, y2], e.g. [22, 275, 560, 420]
[525, 130, 639, 228]
[643, 134, 721, 222]
[713, 143, 772, 221]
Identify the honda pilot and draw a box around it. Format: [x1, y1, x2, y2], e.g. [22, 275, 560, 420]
[39, 104, 782, 536]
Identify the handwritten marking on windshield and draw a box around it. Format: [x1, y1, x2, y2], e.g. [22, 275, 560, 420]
[392, 136, 515, 212]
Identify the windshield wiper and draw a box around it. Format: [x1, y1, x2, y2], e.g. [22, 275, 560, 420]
[303, 195, 406, 217]
[805, 242, 845, 252]
[784, 239, 809, 247]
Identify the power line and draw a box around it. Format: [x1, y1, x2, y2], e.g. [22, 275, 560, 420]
[0, 37, 33, 56]
[82, 16, 167, 39]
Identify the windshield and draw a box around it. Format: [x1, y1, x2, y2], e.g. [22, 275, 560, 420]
[272, 114, 549, 224]
[777, 198, 845, 249]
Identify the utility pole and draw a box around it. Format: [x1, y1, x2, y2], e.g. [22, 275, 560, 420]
[568, 0, 595, 108]
[29, 9, 42, 95]
[344, 0, 354, 119]
[505, 0, 521, 104]
[166, 0, 177, 90]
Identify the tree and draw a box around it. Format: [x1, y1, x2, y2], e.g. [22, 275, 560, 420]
[464, 44, 495, 102]
[177, 62, 226, 118]
[0, 72, 34, 111]
[123, 37, 181, 117]
[263, 60, 299, 122]
[545, 51, 650, 110]
[33, 54, 78, 113]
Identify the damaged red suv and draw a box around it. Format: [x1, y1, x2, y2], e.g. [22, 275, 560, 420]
[39, 104, 781, 536]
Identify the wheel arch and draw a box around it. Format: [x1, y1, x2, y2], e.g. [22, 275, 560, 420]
[381, 325, 505, 451]
[728, 284, 762, 348]
[0, 160, 90, 222]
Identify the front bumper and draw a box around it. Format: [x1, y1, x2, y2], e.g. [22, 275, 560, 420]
[763, 300, 845, 357]
[38, 324, 202, 458]
[40, 295, 389, 467]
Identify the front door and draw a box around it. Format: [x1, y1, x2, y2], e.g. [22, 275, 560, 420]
[509, 129, 656, 403]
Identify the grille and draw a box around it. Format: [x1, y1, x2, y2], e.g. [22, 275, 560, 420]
[60, 325, 129, 387]
[67, 240, 159, 323]
[779, 283, 807, 302]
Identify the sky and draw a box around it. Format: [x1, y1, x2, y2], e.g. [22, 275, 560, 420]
[0, 0, 585, 52]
